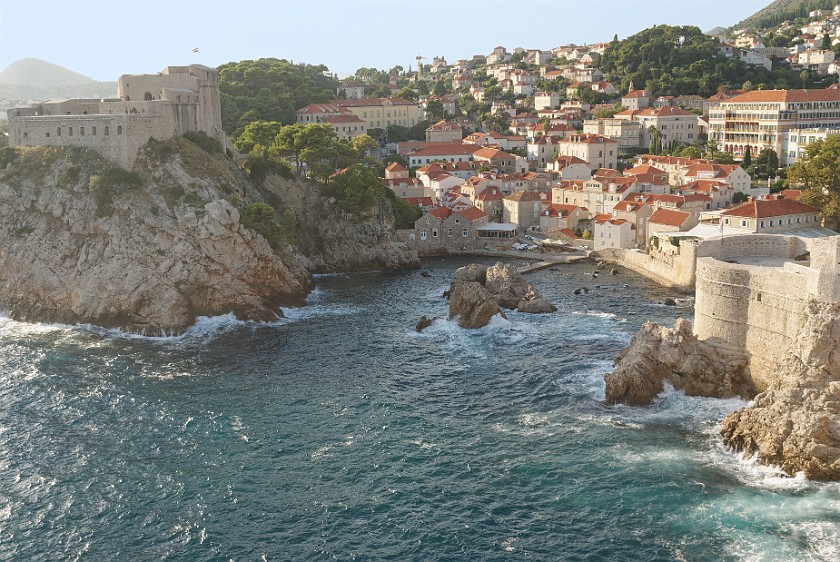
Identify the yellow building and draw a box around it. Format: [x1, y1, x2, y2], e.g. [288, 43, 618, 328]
[333, 97, 421, 130]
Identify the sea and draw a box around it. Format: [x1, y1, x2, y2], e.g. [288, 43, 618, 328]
[1, 256, 838, 562]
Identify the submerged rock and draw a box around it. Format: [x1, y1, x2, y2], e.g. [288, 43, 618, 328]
[444, 262, 554, 328]
[604, 319, 752, 406]
[415, 315, 436, 332]
[663, 297, 677, 306]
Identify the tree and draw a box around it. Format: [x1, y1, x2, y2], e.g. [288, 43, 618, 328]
[322, 164, 386, 217]
[218, 58, 338, 133]
[301, 138, 358, 184]
[823, 34, 832, 50]
[234, 120, 283, 157]
[433, 80, 448, 97]
[788, 135, 840, 224]
[396, 87, 418, 101]
[752, 147, 779, 180]
[742, 145, 752, 169]
[425, 100, 445, 122]
[648, 125, 662, 155]
[273, 123, 335, 175]
[351, 134, 378, 156]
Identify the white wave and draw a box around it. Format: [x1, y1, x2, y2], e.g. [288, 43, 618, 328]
[571, 310, 618, 320]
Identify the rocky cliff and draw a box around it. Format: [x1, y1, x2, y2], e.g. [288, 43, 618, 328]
[0, 138, 417, 333]
[606, 301, 840, 480]
[262, 175, 419, 273]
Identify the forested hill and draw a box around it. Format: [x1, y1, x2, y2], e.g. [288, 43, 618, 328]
[599, 25, 819, 97]
[217, 58, 339, 137]
[733, 0, 837, 31]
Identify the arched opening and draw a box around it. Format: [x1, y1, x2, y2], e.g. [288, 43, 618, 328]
[144, 92, 153, 101]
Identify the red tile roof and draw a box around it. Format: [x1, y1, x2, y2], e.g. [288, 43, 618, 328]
[386, 162, 407, 172]
[721, 199, 818, 219]
[458, 206, 488, 221]
[649, 208, 691, 227]
[723, 89, 840, 104]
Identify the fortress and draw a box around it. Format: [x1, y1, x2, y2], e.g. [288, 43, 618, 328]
[7, 64, 225, 169]
[600, 232, 840, 391]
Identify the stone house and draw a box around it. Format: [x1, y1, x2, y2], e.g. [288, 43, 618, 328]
[594, 218, 636, 250]
[503, 190, 551, 231]
[647, 207, 698, 240]
[425, 120, 463, 143]
[414, 206, 489, 254]
[556, 134, 618, 170]
[539, 204, 588, 233]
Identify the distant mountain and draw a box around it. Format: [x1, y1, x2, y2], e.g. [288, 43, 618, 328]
[704, 26, 727, 37]
[0, 58, 116, 102]
[733, 0, 837, 32]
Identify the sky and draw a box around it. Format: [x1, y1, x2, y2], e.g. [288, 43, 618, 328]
[1, 0, 772, 81]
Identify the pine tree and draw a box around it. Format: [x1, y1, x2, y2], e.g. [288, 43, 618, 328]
[743, 145, 752, 169]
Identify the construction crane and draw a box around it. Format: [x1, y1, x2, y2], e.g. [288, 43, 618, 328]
[416, 54, 428, 80]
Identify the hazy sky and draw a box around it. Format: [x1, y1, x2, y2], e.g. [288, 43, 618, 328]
[1, 0, 771, 81]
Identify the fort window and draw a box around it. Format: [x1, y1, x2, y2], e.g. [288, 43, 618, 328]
[126, 96, 130, 101]
[26, 132, 31, 138]
[57, 127, 61, 136]
[144, 92, 153, 101]
[117, 126, 123, 135]
[757, 293, 762, 302]
[92, 126, 96, 136]
[104, 126, 110, 136]
[80, 127, 84, 136]
[69, 127, 73, 136]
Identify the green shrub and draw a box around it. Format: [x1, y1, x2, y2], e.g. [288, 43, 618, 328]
[0, 147, 18, 170]
[183, 131, 223, 155]
[241, 202, 296, 248]
[59, 165, 81, 188]
[87, 167, 142, 217]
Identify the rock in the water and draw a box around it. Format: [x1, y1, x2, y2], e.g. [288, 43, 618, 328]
[420, 270, 431, 277]
[610, 268, 618, 276]
[574, 287, 589, 295]
[604, 319, 752, 406]
[415, 315, 435, 332]
[663, 298, 677, 306]
[721, 383, 840, 480]
[444, 262, 553, 328]
[447, 280, 503, 329]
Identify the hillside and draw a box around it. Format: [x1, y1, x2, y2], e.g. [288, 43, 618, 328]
[733, 0, 837, 31]
[0, 58, 116, 101]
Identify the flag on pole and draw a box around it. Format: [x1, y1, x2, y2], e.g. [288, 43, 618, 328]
[192, 47, 199, 53]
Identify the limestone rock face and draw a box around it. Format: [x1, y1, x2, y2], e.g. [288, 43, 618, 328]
[720, 301, 840, 479]
[264, 175, 419, 273]
[721, 384, 840, 480]
[604, 319, 752, 406]
[445, 263, 554, 328]
[0, 143, 314, 334]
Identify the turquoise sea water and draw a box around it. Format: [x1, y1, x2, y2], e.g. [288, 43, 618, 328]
[1, 257, 839, 561]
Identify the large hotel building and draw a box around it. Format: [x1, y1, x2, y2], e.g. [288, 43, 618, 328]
[707, 88, 840, 165]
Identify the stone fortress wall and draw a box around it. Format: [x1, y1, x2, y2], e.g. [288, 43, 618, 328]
[599, 232, 840, 391]
[7, 65, 225, 169]
[694, 234, 840, 391]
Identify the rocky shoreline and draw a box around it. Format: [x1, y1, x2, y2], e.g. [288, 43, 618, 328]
[605, 302, 840, 480]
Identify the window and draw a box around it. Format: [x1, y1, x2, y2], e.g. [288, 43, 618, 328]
[463, 228, 469, 237]
[760, 221, 764, 228]
[80, 127, 84, 136]
[92, 126, 96, 136]
[57, 127, 61, 136]
[741, 220, 747, 227]
[420, 229, 427, 240]
[769, 220, 774, 226]
[117, 126, 123, 135]
[105, 126, 110, 136]
[447, 228, 453, 237]
[432, 228, 438, 237]
[69, 127, 73, 136]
